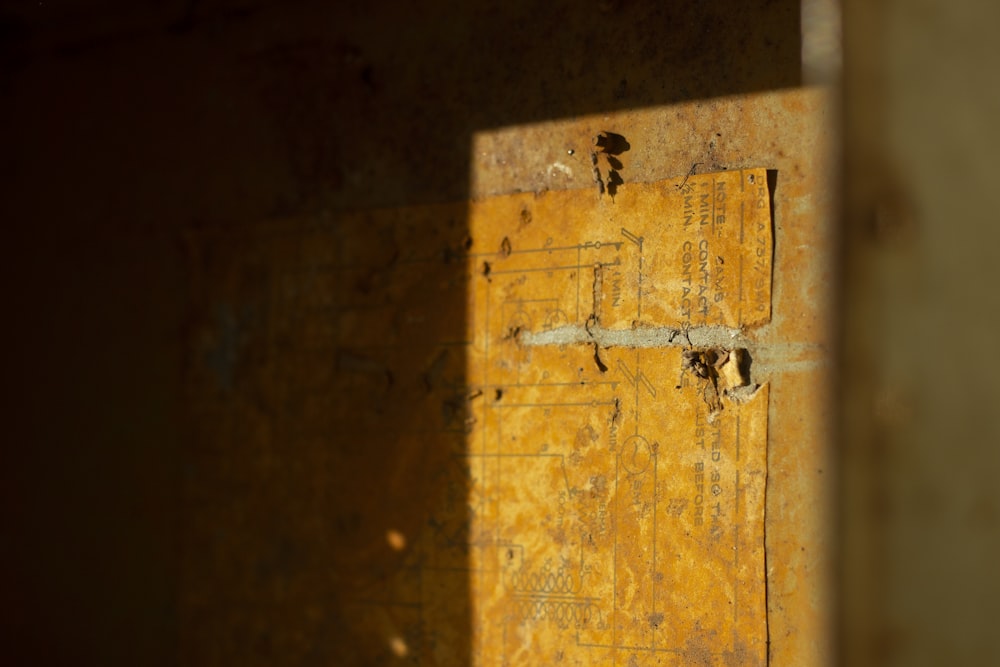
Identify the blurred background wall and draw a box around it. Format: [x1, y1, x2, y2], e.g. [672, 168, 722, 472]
[840, 1, 1000, 665]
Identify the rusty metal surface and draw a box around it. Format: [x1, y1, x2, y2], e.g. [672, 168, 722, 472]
[0, 2, 831, 665]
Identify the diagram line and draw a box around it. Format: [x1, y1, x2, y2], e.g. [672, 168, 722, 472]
[490, 258, 620, 276]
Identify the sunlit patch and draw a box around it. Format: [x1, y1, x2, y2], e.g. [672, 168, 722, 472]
[386, 529, 407, 551]
[389, 635, 408, 657]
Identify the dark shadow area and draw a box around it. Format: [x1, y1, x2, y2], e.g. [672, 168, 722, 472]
[0, 1, 801, 664]
[767, 168, 780, 295]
